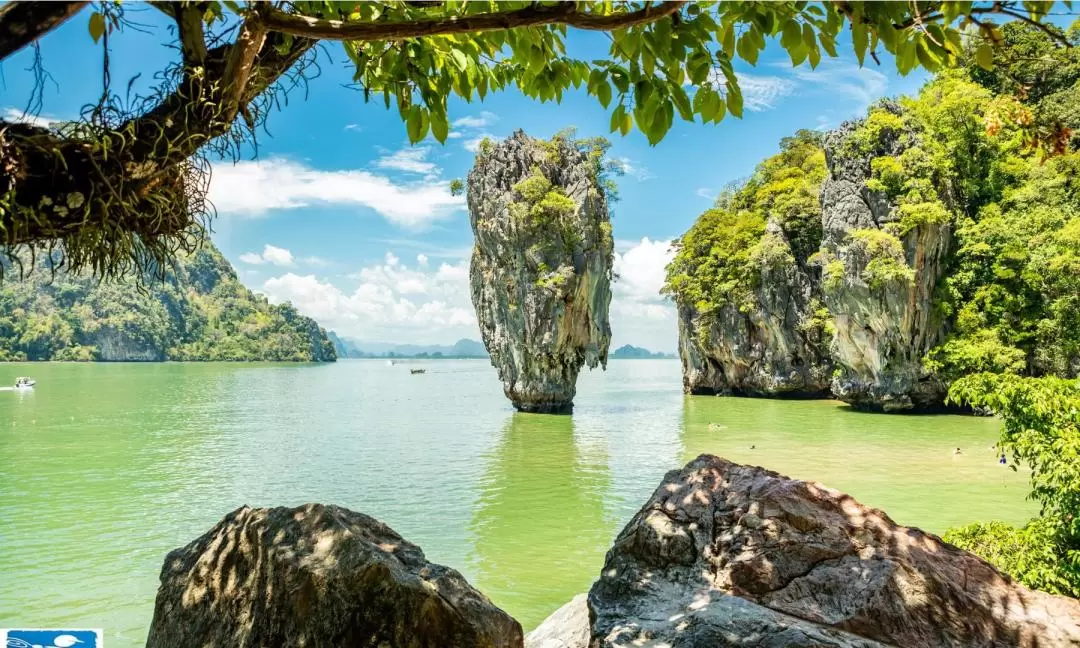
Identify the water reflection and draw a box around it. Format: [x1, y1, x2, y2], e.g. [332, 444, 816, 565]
[467, 412, 615, 630]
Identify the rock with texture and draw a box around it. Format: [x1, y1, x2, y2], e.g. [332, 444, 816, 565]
[524, 594, 590, 648]
[468, 131, 613, 413]
[679, 220, 832, 397]
[588, 454, 1080, 647]
[819, 106, 950, 411]
[145, 503, 522, 648]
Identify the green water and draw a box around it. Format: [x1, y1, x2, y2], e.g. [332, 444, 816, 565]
[0, 360, 1033, 645]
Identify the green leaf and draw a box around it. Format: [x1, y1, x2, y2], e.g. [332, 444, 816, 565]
[406, 106, 423, 143]
[975, 42, 995, 71]
[89, 12, 106, 44]
[852, 23, 868, 66]
[721, 22, 735, 56]
[610, 104, 624, 134]
[670, 82, 694, 121]
[620, 110, 632, 136]
[450, 50, 468, 72]
[596, 80, 613, 109]
[727, 87, 743, 119]
[430, 110, 449, 144]
[781, 20, 801, 50]
[687, 51, 711, 85]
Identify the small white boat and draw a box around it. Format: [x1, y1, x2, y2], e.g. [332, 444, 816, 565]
[14, 377, 35, 389]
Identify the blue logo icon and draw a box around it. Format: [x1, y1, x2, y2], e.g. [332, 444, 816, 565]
[4, 629, 102, 648]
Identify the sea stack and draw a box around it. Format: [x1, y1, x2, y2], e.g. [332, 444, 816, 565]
[467, 130, 613, 413]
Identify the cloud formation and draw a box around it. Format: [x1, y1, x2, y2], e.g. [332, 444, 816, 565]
[610, 237, 678, 351]
[239, 244, 296, 266]
[374, 146, 437, 174]
[4, 108, 54, 127]
[258, 238, 678, 351]
[208, 158, 464, 229]
[735, 73, 798, 111]
[452, 111, 498, 129]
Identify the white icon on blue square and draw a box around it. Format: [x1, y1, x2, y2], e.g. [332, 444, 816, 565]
[4, 629, 103, 648]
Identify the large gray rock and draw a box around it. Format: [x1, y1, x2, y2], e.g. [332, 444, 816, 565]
[525, 594, 590, 648]
[678, 221, 832, 398]
[145, 504, 522, 648]
[819, 106, 950, 411]
[468, 131, 612, 413]
[587, 454, 1080, 647]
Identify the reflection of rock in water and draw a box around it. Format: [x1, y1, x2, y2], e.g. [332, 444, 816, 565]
[468, 413, 613, 630]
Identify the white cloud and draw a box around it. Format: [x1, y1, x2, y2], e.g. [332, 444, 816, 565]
[299, 256, 332, 267]
[344, 123, 362, 131]
[259, 239, 678, 352]
[463, 134, 496, 153]
[375, 146, 437, 174]
[611, 157, 656, 181]
[453, 111, 498, 129]
[447, 132, 463, 139]
[791, 60, 888, 113]
[611, 238, 678, 352]
[238, 244, 295, 266]
[695, 187, 717, 201]
[208, 158, 464, 229]
[4, 108, 53, 128]
[262, 252, 477, 344]
[734, 73, 797, 112]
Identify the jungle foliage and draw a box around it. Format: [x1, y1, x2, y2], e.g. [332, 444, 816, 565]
[0, 241, 335, 362]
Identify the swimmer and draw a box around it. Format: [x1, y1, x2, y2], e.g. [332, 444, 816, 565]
[953, 447, 962, 456]
[750, 444, 756, 450]
[999, 454, 1007, 465]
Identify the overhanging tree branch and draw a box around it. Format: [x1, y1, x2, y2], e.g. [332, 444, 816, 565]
[256, 1, 685, 41]
[0, 1, 88, 62]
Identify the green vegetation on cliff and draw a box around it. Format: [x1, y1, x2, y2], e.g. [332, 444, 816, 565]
[0, 243, 335, 362]
[662, 128, 826, 315]
[665, 22, 1080, 595]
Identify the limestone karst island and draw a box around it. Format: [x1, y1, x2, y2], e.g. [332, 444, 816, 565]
[2, 2, 1080, 647]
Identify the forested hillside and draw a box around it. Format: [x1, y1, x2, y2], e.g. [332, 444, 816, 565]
[0, 242, 335, 362]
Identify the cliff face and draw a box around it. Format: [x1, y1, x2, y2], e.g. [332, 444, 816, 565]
[468, 131, 613, 413]
[679, 220, 832, 397]
[819, 109, 951, 411]
[672, 104, 953, 411]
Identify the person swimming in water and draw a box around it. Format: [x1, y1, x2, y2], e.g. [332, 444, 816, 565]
[953, 447, 962, 456]
[999, 454, 1007, 465]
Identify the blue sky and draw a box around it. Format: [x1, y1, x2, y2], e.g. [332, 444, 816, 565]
[2, 5, 930, 352]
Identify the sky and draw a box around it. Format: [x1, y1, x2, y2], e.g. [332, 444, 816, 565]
[1, 5, 931, 352]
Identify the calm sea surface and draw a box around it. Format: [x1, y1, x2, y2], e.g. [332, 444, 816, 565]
[0, 359, 1033, 645]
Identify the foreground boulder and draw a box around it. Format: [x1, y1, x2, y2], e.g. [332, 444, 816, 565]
[468, 130, 613, 413]
[145, 504, 522, 648]
[581, 455, 1080, 647]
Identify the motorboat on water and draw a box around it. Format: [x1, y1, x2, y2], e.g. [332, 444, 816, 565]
[410, 368, 426, 375]
[14, 377, 35, 389]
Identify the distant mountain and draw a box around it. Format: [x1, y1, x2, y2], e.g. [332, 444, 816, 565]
[610, 344, 675, 359]
[0, 243, 336, 362]
[330, 336, 488, 359]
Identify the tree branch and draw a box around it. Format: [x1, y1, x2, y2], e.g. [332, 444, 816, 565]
[256, 1, 685, 42]
[0, 1, 88, 62]
[173, 2, 210, 65]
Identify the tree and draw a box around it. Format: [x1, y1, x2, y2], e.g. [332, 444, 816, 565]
[0, 1, 1066, 276]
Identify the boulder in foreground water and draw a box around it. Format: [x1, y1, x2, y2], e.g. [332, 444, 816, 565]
[145, 503, 522, 648]
[582, 454, 1080, 647]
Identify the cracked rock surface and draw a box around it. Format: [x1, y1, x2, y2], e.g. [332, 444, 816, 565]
[468, 130, 612, 414]
[587, 455, 1080, 647]
[146, 503, 522, 648]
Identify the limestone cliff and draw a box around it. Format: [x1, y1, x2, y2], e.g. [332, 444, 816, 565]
[668, 130, 833, 399]
[670, 104, 953, 411]
[468, 131, 613, 413]
[819, 107, 951, 411]
[678, 220, 832, 397]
